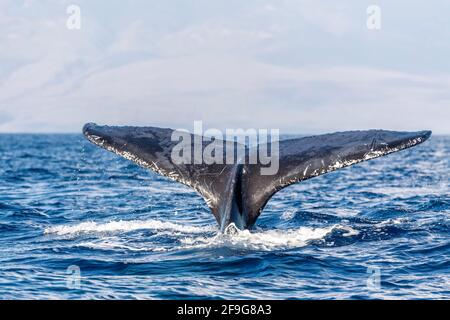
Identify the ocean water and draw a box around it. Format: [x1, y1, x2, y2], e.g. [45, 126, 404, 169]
[0, 134, 448, 299]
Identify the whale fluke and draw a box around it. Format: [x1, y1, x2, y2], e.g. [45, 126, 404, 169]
[83, 123, 431, 231]
[83, 123, 242, 230]
[241, 130, 432, 227]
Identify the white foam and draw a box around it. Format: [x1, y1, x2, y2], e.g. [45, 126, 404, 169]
[374, 217, 408, 227]
[370, 186, 448, 197]
[180, 224, 359, 251]
[281, 209, 297, 220]
[44, 219, 214, 236]
[44, 219, 359, 252]
[333, 208, 360, 218]
[76, 238, 168, 252]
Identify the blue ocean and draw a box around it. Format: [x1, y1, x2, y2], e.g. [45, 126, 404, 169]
[0, 134, 448, 299]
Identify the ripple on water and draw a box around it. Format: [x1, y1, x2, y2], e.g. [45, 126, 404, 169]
[0, 134, 449, 299]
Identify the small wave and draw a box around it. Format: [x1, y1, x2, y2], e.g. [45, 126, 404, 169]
[44, 219, 359, 252]
[44, 219, 214, 236]
[366, 186, 448, 197]
[180, 224, 359, 251]
[75, 224, 359, 253]
[77, 239, 166, 252]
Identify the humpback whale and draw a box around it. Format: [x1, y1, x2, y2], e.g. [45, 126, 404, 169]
[83, 123, 431, 231]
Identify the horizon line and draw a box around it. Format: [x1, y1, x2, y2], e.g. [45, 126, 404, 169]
[0, 131, 448, 136]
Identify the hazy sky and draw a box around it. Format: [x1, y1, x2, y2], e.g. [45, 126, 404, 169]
[0, 0, 449, 133]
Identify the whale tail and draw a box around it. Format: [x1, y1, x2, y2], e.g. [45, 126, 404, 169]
[83, 123, 431, 230]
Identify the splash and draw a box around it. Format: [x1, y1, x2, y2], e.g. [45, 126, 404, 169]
[179, 223, 359, 251]
[44, 219, 359, 251]
[44, 219, 214, 236]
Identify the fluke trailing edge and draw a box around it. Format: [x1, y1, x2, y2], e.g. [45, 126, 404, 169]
[83, 123, 431, 231]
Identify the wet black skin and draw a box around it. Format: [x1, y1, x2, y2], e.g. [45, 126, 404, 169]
[83, 123, 431, 231]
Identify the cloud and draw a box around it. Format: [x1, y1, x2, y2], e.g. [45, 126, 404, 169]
[0, 0, 449, 133]
[0, 111, 13, 125]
